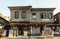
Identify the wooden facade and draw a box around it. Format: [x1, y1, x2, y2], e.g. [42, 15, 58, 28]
[0, 16, 9, 37]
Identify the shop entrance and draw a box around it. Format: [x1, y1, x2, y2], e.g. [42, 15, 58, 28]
[18, 27, 23, 36]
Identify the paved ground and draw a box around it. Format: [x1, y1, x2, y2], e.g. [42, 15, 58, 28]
[0, 36, 60, 39]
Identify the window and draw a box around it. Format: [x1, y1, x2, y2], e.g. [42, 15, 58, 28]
[40, 13, 46, 19]
[0, 24, 1, 26]
[3, 30, 6, 35]
[32, 13, 36, 19]
[21, 11, 26, 19]
[18, 27, 23, 35]
[43, 27, 52, 35]
[54, 27, 60, 36]
[48, 13, 52, 19]
[31, 27, 40, 35]
[15, 11, 19, 19]
[24, 31, 27, 36]
[55, 19, 57, 21]
[9, 29, 13, 34]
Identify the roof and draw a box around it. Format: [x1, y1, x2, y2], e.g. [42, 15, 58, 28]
[8, 6, 56, 11]
[54, 12, 60, 16]
[8, 6, 32, 10]
[31, 8, 55, 11]
[0, 16, 9, 22]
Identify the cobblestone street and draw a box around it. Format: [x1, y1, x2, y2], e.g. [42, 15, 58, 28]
[0, 36, 60, 39]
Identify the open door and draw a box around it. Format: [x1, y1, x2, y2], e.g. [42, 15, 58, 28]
[24, 30, 27, 37]
[18, 27, 23, 36]
[9, 29, 13, 37]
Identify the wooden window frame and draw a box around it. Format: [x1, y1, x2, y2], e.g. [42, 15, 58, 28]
[15, 11, 19, 19]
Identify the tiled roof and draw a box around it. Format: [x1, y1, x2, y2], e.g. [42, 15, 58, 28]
[0, 16, 9, 22]
[8, 6, 55, 11]
[54, 12, 60, 16]
[31, 8, 55, 11]
[8, 6, 32, 10]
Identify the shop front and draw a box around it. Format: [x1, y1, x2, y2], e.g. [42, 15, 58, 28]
[10, 22, 59, 37]
[10, 22, 44, 37]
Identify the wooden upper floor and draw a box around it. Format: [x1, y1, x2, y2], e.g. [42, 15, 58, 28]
[8, 6, 55, 23]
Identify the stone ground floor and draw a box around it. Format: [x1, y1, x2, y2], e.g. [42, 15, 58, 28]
[0, 22, 60, 37]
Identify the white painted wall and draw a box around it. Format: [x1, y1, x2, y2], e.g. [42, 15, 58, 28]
[10, 10, 54, 23]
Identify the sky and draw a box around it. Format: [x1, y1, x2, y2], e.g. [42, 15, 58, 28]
[0, 0, 60, 17]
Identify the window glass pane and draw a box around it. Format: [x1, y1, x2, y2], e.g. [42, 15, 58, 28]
[54, 27, 60, 36]
[40, 13, 46, 19]
[43, 13, 46, 19]
[9, 29, 13, 37]
[0, 24, 1, 26]
[18, 29, 22, 35]
[32, 28, 36, 34]
[15, 11, 19, 19]
[32, 27, 40, 34]
[44, 27, 52, 35]
[36, 28, 40, 34]
[9, 29, 13, 34]
[32, 13, 36, 15]
[24, 31, 27, 36]
[21, 11, 26, 18]
[32, 15, 36, 18]
[18, 28, 23, 35]
[40, 13, 43, 19]
[3, 30, 6, 35]
[32, 13, 36, 19]
[48, 13, 52, 19]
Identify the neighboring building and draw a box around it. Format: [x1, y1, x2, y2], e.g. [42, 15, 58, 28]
[54, 12, 60, 36]
[0, 13, 9, 21]
[0, 16, 9, 37]
[54, 12, 60, 24]
[8, 6, 55, 37]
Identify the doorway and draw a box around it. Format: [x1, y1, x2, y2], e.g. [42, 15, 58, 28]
[18, 27, 23, 36]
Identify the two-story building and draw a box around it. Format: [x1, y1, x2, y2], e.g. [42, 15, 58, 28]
[8, 6, 55, 37]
